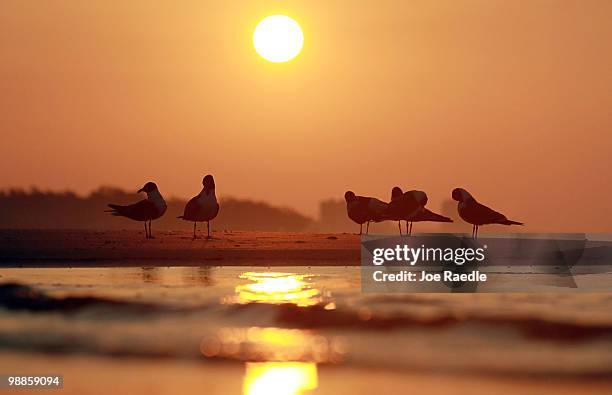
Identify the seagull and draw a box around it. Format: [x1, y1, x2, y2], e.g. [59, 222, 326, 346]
[452, 188, 523, 238]
[107, 182, 167, 239]
[344, 191, 388, 235]
[387, 187, 452, 235]
[178, 175, 219, 239]
[385, 187, 426, 235]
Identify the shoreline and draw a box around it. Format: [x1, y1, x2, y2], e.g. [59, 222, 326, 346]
[0, 230, 361, 267]
[0, 230, 609, 268]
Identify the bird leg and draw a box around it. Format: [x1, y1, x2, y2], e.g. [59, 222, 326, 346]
[206, 221, 211, 239]
[359, 223, 362, 235]
[475, 225, 479, 239]
[148, 220, 154, 239]
[193, 222, 197, 240]
[366, 221, 370, 235]
[471, 225, 475, 238]
[409, 222, 413, 236]
[144, 222, 148, 239]
[398, 221, 402, 236]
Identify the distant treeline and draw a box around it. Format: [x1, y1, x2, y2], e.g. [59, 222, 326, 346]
[0, 187, 462, 233]
[0, 187, 312, 231]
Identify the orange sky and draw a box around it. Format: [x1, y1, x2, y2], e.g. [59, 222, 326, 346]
[1, 1, 610, 231]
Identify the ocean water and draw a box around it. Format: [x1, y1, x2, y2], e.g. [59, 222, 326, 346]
[1, 266, 612, 394]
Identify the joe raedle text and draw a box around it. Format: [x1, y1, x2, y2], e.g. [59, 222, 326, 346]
[372, 269, 487, 283]
[366, 243, 489, 287]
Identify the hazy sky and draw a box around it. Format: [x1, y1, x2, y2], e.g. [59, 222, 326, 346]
[1, 1, 610, 231]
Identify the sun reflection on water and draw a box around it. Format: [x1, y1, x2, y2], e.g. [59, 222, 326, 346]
[213, 271, 340, 394]
[200, 326, 346, 363]
[234, 272, 322, 307]
[243, 362, 318, 395]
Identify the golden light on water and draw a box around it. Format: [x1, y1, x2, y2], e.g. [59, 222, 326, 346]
[244, 362, 318, 395]
[234, 272, 321, 307]
[200, 326, 346, 363]
[246, 327, 306, 350]
[209, 272, 341, 393]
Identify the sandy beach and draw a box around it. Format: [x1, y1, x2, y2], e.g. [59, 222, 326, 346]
[0, 230, 361, 266]
[1, 230, 609, 268]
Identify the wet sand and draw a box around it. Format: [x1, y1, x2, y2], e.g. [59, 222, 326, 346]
[0, 230, 360, 266]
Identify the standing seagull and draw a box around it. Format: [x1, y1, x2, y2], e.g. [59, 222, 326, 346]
[452, 188, 523, 238]
[178, 175, 219, 239]
[344, 191, 388, 235]
[390, 187, 453, 235]
[385, 187, 427, 235]
[107, 182, 167, 239]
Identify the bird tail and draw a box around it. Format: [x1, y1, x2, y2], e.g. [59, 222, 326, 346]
[419, 209, 453, 223]
[106, 204, 124, 216]
[373, 213, 392, 222]
[501, 219, 523, 226]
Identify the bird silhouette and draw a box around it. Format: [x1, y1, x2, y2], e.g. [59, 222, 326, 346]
[178, 175, 219, 239]
[452, 188, 523, 238]
[107, 182, 167, 239]
[344, 191, 388, 235]
[388, 187, 452, 235]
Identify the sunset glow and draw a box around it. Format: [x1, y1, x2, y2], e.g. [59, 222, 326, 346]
[2, 2, 612, 395]
[1, 1, 611, 232]
[243, 362, 317, 395]
[253, 15, 303, 62]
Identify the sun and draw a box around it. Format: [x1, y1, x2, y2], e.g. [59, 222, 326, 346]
[253, 15, 304, 63]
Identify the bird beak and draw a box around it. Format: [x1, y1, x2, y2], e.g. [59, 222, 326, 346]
[137, 188, 145, 193]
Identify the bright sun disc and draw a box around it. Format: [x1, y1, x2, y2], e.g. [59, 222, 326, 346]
[253, 15, 303, 63]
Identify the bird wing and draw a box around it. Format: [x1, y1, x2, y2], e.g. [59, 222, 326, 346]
[368, 198, 388, 216]
[412, 208, 453, 223]
[109, 199, 158, 221]
[180, 195, 200, 220]
[400, 193, 424, 220]
[472, 201, 508, 224]
[383, 194, 418, 221]
[367, 198, 389, 222]
[180, 195, 220, 222]
[346, 197, 368, 224]
[352, 196, 388, 222]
